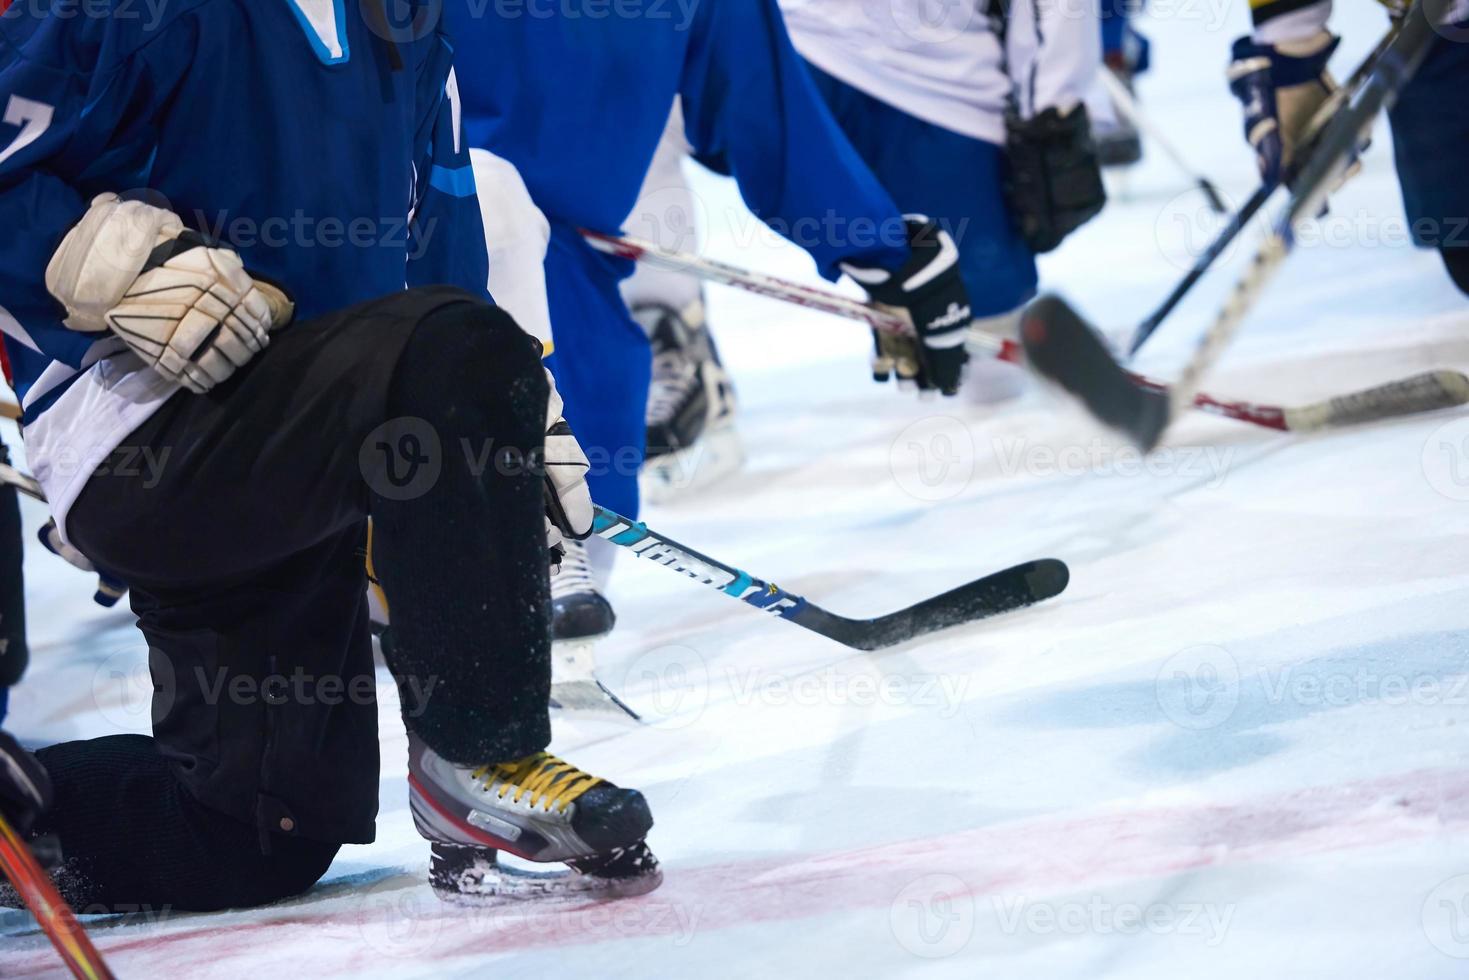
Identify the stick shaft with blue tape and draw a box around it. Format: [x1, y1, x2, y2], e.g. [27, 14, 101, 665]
[590, 507, 1069, 652]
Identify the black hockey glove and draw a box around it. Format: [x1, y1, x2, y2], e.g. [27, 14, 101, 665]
[1002, 104, 1107, 254]
[842, 217, 972, 396]
[0, 731, 51, 837]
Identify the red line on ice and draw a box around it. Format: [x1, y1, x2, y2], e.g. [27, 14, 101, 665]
[5, 766, 1465, 974]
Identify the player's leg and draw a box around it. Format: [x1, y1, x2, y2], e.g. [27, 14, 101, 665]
[368, 292, 658, 898]
[14, 288, 655, 910]
[0, 435, 26, 725]
[805, 64, 1037, 402]
[622, 104, 743, 503]
[28, 530, 370, 912]
[1386, 21, 1469, 299]
[1095, 0, 1148, 166]
[19, 290, 457, 912]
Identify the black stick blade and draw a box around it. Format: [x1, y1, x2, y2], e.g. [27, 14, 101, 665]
[1022, 294, 1172, 452]
[793, 559, 1070, 651]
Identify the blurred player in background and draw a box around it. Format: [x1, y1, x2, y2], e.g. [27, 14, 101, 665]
[1228, 0, 1469, 295]
[778, 0, 1105, 399]
[619, 0, 1109, 516]
[621, 108, 742, 508]
[1094, 0, 1151, 165]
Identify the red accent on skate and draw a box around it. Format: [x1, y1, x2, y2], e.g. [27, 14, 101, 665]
[406, 772, 539, 861]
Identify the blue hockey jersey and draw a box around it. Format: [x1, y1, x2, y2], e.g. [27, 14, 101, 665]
[444, 0, 910, 279]
[0, 0, 488, 528]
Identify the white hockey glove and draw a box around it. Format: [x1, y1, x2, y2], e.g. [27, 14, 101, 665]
[542, 369, 593, 571]
[45, 194, 294, 393]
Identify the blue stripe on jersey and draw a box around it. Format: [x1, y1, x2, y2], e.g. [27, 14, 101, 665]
[429, 164, 476, 198]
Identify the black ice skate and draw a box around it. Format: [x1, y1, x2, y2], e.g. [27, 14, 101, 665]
[637, 299, 743, 503]
[407, 734, 661, 902]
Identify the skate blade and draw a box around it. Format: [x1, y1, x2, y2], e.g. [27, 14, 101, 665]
[550, 679, 641, 721]
[430, 843, 663, 905]
[551, 639, 640, 721]
[640, 423, 745, 504]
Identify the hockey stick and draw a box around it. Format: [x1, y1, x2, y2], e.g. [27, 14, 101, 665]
[0, 814, 117, 980]
[590, 507, 1069, 651]
[583, 228, 1469, 433]
[1125, 21, 1404, 357]
[0, 460, 1063, 654]
[1097, 70, 1227, 215]
[1023, 2, 1439, 452]
[0, 402, 18, 423]
[581, 228, 914, 335]
[0, 462, 42, 502]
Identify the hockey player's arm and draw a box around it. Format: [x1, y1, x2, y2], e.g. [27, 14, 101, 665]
[678, 0, 972, 394]
[1007, 0, 1103, 117]
[1251, 0, 1333, 44]
[1, 14, 289, 394]
[0, 37, 107, 373]
[407, 59, 492, 298]
[677, 0, 906, 279]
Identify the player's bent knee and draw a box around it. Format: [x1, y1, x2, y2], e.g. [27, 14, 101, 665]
[417, 299, 544, 373]
[391, 299, 548, 430]
[1439, 247, 1469, 298]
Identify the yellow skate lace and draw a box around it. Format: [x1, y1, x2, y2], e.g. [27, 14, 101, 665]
[474, 753, 603, 814]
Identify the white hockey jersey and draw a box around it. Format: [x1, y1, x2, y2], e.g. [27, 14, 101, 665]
[778, 0, 1102, 145]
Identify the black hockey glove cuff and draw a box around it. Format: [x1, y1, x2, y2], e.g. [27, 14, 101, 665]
[0, 732, 52, 837]
[1003, 104, 1107, 254]
[843, 217, 972, 396]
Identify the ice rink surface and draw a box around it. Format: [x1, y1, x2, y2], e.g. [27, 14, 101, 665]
[5, 4, 1469, 977]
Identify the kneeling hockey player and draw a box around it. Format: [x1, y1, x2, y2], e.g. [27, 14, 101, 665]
[0, 1, 659, 910]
